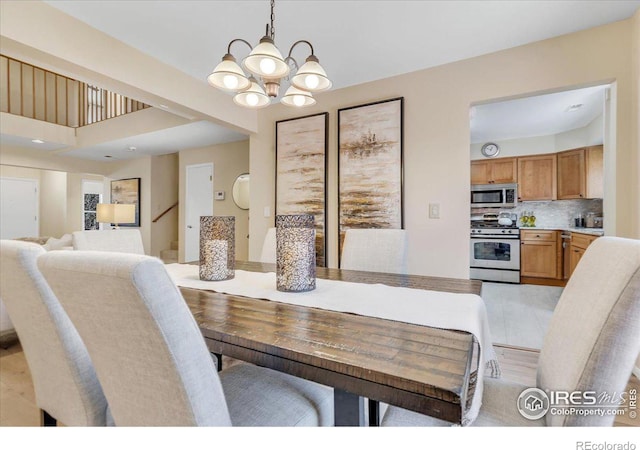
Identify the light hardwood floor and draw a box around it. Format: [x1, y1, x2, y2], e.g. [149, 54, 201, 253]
[1, 342, 637, 427]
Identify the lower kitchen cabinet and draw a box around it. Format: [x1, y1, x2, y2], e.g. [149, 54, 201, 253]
[520, 230, 562, 280]
[569, 232, 600, 277]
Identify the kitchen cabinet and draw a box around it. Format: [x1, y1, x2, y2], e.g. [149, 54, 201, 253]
[520, 230, 562, 279]
[557, 145, 603, 199]
[471, 157, 517, 184]
[517, 154, 557, 201]
[569, 232, 600, 277]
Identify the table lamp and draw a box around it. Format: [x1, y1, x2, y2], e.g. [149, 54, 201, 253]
[96, 203, 136, 229]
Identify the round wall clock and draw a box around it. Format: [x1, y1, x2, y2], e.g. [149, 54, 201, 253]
[481, 142, 500, 158]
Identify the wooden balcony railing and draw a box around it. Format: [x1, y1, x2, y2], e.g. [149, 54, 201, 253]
[0, 55, 149, 128]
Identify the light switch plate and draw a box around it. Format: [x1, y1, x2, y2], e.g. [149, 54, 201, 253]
[429, 203, 440, 219]
[263, 206, 271, 218]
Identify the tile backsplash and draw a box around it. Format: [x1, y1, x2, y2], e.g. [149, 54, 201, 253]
[473, 199, 603, 228]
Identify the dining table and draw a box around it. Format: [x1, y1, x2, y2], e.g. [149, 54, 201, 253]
[176, 261, 484, 427]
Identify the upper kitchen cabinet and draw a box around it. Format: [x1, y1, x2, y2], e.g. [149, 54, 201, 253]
[517, 154, 557, 201]
[471, 157, 517, 184]
[557, 145, 603, 199]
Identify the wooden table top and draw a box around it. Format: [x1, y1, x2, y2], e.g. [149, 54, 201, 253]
[181, 261, 481, 423]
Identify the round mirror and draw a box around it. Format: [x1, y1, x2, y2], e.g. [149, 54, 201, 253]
[232, 173, 250, 210]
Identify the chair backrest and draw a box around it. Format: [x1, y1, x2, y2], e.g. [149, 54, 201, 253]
[340, 229, 408, 274]
[38, 251, 232, 426]
[0, 240, 107, 426]
[537, 237, 640, 426]
[72, 230, 145, 254]
[259, 227, 277, 263]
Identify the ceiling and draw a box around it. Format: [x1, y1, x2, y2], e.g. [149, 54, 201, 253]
[470, 84, 609, 144]
[7, 1, 640, 160]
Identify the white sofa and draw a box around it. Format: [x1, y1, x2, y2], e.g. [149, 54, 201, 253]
[72, 230, 145, 255]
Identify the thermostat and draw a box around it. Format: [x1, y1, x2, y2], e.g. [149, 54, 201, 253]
[214, 191, 225, 200]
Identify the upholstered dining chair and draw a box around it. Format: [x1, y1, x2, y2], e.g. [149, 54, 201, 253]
[259, 227, 277, 263]
[0, 240, 108, 426]
[72, 229, 145, 254]
[341, 229, 408, 274]
[38, 251, 333, 426]
[382, 236, 640, 426]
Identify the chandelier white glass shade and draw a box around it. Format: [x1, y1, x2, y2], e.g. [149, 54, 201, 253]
[207, 0, 331, 109]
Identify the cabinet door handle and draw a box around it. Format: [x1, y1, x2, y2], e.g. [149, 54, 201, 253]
[536, 234, 541, 238]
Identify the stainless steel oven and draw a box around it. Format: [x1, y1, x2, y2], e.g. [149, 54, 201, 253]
[470, 227, 520, 283]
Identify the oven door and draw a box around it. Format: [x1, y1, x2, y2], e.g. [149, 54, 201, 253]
[470, 237, 520, 270]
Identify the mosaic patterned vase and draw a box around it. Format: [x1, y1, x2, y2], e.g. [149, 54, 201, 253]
[199, 216, 235, 281]
[276, 214, 316, 292]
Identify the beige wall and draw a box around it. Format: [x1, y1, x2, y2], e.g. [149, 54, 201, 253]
[105, 156, 152, 254]
[250, 18, 638, 278]
[150, 153, 179, 257]
[633, 9, 640, 239]
[40, 169, 67, 237]
[179, 140, 250, 262]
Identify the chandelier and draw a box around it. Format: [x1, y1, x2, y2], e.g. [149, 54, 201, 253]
[207, 0, 332, 109]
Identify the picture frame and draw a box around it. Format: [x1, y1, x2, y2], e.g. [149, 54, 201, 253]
[338, 97, 404, 260]
[276, 112, 328, 267]
[110, 177, 141, 227]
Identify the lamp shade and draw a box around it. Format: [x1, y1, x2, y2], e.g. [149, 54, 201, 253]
[243, 37, 290, 79]
[97, 203, 136, 225]
[233, 77, 270, 109]
[280, 86, 316, 107]
[291, 55, 332, 92]
[207, 54, 251, 92]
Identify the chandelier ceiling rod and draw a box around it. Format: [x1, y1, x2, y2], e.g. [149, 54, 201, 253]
[207, 0, 332, 109]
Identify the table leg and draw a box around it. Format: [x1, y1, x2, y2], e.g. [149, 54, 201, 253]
[334, 389, 365, 426]
[368, 399, 380, 426]
[212, 352, 222, 372]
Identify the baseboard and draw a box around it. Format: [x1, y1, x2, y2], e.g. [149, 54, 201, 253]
[494, 343, 541, 353]
[0, 329, 18, 349]
[520, 277, 567, 287]
[633, 366, 640, 380]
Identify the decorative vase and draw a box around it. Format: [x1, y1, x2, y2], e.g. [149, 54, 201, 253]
[276, 214, 316, 292]
[199, 216, 235, 281]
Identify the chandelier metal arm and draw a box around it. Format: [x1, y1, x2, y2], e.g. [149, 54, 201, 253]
[226, 38, 253, 55]
[287, 40, 315, 59]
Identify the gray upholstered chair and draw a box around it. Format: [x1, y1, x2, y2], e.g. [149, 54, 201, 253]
[382, 236, 640, 426]
[340, 229, 408, 274]
[259, 227, 276, 263]
[38, 250, 333, 426]
[0, 240, 108, 426]
[72, 229, 145, 254]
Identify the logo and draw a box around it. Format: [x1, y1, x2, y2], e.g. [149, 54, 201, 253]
[517, 387, 550, 420]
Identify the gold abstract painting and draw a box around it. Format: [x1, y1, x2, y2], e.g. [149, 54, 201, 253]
[110, 178, 140, 227]
[338, 98, 403, 257]
[276, 113, 328, 267]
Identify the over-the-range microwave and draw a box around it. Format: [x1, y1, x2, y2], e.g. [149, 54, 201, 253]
[471, 183, 518, 208]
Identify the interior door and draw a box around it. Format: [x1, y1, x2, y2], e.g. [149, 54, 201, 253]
[185, 163, 213, 262]
[0, 177, 39, 239]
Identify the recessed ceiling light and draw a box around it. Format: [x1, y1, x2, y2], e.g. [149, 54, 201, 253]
[126, 146, 137, 152]
[566, 104, 584, 112]
[159, 104, 169, 109]
[104, 155, 113, 158]
[31, 139, 45, 144]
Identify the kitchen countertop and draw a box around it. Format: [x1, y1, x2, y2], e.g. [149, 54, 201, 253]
[519, 226, 604, 236]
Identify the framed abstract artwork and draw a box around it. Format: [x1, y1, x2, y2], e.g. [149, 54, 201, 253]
[276, 112, 328, 267]
[338, 97, 404, 260]
[110, 177, 141, 227]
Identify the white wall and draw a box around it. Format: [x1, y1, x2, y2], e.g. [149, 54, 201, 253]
[470, 113, 604, 160]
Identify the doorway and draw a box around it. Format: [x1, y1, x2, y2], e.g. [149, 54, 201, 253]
[185, 163, 213, 262]
[0, 177, 39, 239]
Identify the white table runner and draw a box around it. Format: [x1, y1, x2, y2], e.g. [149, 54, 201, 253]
[165, 264, 500, 425]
